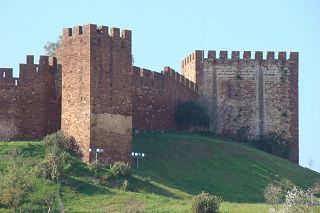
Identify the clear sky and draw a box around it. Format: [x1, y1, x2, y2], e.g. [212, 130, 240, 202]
[1, 0, 319, 172]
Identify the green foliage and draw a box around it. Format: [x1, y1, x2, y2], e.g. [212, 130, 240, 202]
[0, 163, 34, 210]
[1, 133, 320, 212]
[34, 131, 74, 182]
[192, 192, 222, 213]
[251, 132, 291, 159]
[33, 148, 69, 181]
[176, 101, 210, 129]
[107, 161, 131, 180]
[43, 131, 82, 157]
[88, 160, 104, 176]
[104, 162, 132, 190]
[44, 35, 62, 57]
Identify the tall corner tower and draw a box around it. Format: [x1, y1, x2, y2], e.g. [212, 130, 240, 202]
[60, 24, 132, 163]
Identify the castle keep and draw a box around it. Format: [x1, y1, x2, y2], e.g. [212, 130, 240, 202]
[0, 24, 298, 163]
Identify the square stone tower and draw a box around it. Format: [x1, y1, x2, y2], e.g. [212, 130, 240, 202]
[60, 24, 132, 163]
[182, 50, 299, 163]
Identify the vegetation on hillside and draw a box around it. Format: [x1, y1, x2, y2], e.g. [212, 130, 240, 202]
[0, 131, 319, 212]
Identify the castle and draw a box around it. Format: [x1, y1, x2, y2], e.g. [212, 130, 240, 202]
[0, 24, 298, 163]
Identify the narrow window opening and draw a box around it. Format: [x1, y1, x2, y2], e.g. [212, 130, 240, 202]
[15, 79, 18, 86]
[2, 72, 5, 78]
[36, 67, 39, 72]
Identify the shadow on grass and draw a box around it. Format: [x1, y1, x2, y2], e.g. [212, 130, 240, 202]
[67, 177, 114, 196]
[22, 143, 45, 158]
[66, 158, 93, 178]
[129, 176, 183, 199]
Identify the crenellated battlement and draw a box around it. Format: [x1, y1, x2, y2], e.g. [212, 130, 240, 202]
[0, 23, 299, 164]
[202, 50, 299, 61]
[133, 66, 197, 92]
[181, 50, 203, 69]
[133, 65, 199, 132]
[62, 24, 131, 41]
[0, 55, 58, 87]
[181, 49, 299, 163]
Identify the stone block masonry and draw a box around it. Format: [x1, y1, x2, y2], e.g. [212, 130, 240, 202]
[0, 23, 299, 164]
[0, 56, 60, 140]
[182, 50, 299, 163]
[60, 24, 132, 164]
[132, 66, 198, 131]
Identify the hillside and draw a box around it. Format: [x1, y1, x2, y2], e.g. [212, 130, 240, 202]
[0, 131, 319, 212]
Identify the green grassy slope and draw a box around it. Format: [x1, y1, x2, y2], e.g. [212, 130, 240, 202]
[133, 132, 320, 203]
[0, 132, 319, 212]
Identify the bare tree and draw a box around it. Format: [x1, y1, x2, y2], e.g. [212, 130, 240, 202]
[0, 119, 18, 142]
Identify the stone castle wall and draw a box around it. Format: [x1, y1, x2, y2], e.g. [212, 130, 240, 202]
[0, 23, 299, 164]
[0, 56, 60, 140]
[132, 66, 198, 131]
[60, 24, 133, 163]
[182, 50, 299, 162]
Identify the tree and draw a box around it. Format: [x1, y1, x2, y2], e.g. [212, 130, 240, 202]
[0, 163, 34, 211]
[44, 35, 62, 57]
[176, 101, 210, 129]
[33, 131, 75, 213]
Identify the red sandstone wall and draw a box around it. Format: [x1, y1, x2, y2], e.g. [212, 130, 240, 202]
[90, 26, 132, 164]
[61, 24, 132, 164]
[0, 55, 59, 140]
[132, 66, 198, 131]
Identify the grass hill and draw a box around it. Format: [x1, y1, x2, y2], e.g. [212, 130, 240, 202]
[0, 131, 319, 212]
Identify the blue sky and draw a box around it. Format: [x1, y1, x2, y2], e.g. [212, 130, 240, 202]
[1, 0, 319, 172]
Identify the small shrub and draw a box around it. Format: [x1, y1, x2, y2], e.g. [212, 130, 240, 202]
[33, 146, 69, 182]
[192, 192, 222, 213]
[251, 132, 291, 159]
[43, 131, 82, 157]
[89, 160, 103, 176]
[0, 164, 34, 211]
[107, 161, 131, 180]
